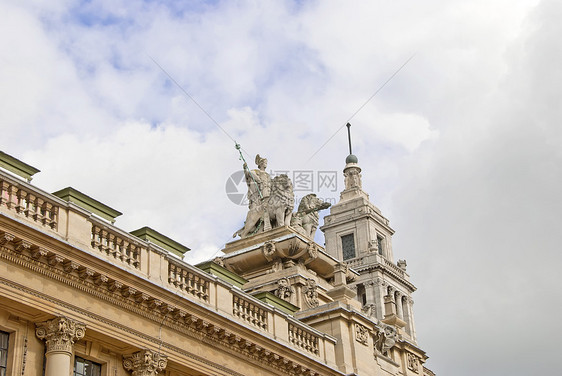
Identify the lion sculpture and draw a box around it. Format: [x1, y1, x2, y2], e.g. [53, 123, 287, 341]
[233, 174, 294, 238]
[290, 193, 331, 239]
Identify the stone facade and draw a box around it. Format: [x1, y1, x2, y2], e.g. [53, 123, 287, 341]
[0, 151, 434, 376]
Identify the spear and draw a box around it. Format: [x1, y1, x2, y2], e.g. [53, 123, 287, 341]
[235, 142, 263, 199]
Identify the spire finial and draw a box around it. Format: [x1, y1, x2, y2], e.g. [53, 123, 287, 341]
[345, 123, 358, 164]
[346, 123, 352, 155]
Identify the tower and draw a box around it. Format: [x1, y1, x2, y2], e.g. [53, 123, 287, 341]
[321, 126, 418, 343]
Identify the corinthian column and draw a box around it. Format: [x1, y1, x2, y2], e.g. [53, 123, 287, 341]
[35, 316, 86, 376]
[123, 349, 167, 376]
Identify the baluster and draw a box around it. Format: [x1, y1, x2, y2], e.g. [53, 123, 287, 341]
[100, 230, 109, 254]
[33, 197, 44, 222]
[50, 205, 58, 229]
[115, 238, 124, 262]
[6, 184, 18, 210]
[111, 234, 117, 258]
[16, 189, 26, 213]
[24, 193, 35, 217]
[42, 202, 52, 225]
[124, 242, 132, 264]
[178, 269, 185, 290]
[233, 296, 240, 317]
[91, 226, 100, 248]
[168, 264, 175, 284]
[0, 181, 7, 206]
[132, 246, 140, 268]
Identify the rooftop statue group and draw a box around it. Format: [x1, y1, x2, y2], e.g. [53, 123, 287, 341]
[233, 154, 331, 239]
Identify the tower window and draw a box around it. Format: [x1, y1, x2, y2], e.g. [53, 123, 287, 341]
[341, 234, 356, 260]
[377, 236, 384, 256]
[0, 331, 9, 376]
[74, 356, 101, 376]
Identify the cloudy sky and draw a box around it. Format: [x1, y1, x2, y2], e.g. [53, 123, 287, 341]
[2, 0, 561, 374]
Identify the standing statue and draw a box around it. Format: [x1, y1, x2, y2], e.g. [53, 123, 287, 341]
[233, 150, 295, 238]
[245, 154, 272, 209]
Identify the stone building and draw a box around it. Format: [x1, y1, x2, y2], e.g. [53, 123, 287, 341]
[0, 149, 434, 376]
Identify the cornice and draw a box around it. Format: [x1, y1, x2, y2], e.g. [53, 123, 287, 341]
[352, 263, 416, 292]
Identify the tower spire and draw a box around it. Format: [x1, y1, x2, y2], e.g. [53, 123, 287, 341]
[346, 122, 353, 155]
[345, 123, 358, 164]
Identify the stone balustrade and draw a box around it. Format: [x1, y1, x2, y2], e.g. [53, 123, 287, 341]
[91, 223, 142, 270]
[345, 254, 406, 279]
[232, 293, 268, 330]
[0, 169, 337, 364]
[0, 177, 59, 230]
[383, 258, 406, 278]
[288, 323, 320, 356]
[168, 260, 210, 303]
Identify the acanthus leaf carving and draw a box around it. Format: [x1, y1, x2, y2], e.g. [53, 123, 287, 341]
[123, 349, 167, 376]
[35, 316, 86, 354]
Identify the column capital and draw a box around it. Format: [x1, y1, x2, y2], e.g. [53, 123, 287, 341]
[123, 349, 167, 376]
[35, 316, 86, 354]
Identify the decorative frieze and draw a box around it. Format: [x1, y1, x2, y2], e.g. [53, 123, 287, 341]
[123, 349, 167, 376]
[35, 316, 86, 354]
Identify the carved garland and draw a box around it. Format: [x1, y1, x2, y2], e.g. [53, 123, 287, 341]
[0, 230, 327, 376]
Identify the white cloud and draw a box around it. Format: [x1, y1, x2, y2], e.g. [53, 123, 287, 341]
[1, 1, 558, 375]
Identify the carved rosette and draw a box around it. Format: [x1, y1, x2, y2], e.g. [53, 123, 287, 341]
[35, 317, 86, 354]
[123, 349, 167, 376]
[355, 323, 369, 346]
